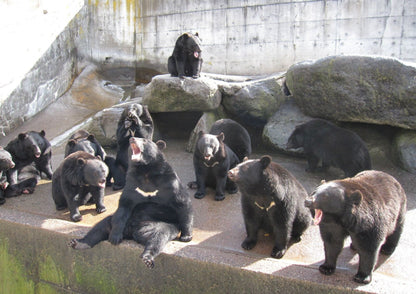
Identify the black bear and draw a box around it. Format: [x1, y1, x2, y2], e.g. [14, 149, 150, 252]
[228, 156, 312, 258]
[0, 147, 15, 205]
[287, 119, 371, 177]
[69, 202, 183, 269]
[111, 103, 154, 190]
[4, 164, 40, 198]
[107, 138, 193, 251]
[189, 119, 251, 201]
[52, 151, 109, 222]
[305, 170, 407, 284]
[5, 130, 53, 185]
[167, 32, 203, 79]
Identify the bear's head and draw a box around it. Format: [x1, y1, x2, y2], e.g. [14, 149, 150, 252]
[305, 181, 362, 225]
[122, 103, 143, 130]
[65, 134, 105, 159]
[12, 132, 42, 160]
[228, 155, 272, 186]
[0, 147, 15, 171]
[178, 33, 202, 59]
[196, 132, 226, 163]
[78, 156, 108, 188]
[286, 125, 305, 149]
[128, 137, 166, 166]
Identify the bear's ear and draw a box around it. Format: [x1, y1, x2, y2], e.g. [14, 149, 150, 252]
[87, 134, 96, 141]
[40, 130, 46, 137]
[217, 132, 225, 142]
[18, 133, 27, 140]
[0, 146, 3, 150]
[95, 155, 102, 161]
[320, 179, 326, 184]
[156, 140, 166, 150]
[260, 155, 272, 169]
[349, 191, 362, 206]
[182, 33, 189, 40]
[68, 140, 76, 147]
[243, 156, 249, 162]
[77, 158, 86, 166]
[195, 32, 199, 37]
[197, 130, 205, 139]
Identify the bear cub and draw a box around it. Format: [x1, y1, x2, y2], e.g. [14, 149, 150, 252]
[189, 119, 251, 201]
[168, 32, 203, 78]
[52, 151, 109, 222]
[305, 170, 407, 284]
[287, 119, 371, 177]
[228, 156, 312, 258]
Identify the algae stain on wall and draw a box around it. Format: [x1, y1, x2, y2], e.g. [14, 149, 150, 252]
[0, 239, 35, 294]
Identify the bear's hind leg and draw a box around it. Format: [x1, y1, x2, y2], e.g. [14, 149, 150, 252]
[69, 216, 112, 249]
[381, 215, 405, 255]
[354, 248, 379, 284]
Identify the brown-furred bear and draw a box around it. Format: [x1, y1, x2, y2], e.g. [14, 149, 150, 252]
[287, 119, 371, 177]
[52, 151, 109, 222]
[228, 156, 312, 258]
[111, 103, 154, 190]
[305, 170, 407, 284]
[167, 32, 203, 79]
[107, 138, 193, 249]
[189, 119, 251, 201]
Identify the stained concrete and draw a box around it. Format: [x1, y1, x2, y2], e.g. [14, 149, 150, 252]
[0, 72, 415, 292]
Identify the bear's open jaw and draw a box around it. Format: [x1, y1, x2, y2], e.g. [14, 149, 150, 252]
[130, 142, 142, 161]
[314, 209, 323, 225]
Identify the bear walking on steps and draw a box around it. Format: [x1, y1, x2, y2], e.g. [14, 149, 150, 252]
[189, 119, 252, 201]
[305, 170, 407, 284]
[5, 130, 53, 185]
[107, 138, 193, 250]
[168, 32, 203, 79]
[69, 202, 182, 269]
[228, 156, 312, 259]
[52, 151, 109, 222]
[111, 103, 154, 190]
[287, 119, 371, 177]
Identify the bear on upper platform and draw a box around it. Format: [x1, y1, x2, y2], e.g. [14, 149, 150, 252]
[168, 32, 203, 79]
[305, 170, 407, 284]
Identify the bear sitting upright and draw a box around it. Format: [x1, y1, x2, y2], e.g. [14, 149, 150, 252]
[228, 156, 312, 258]
[168, 32, 203, 79]
[305, 170, 407, 284]
[111, 103, 154, 190]
[0, 147, 15, 205]
[5, 130, 53, 185]
[108, 138, 193, 249]
[287, 119, 371, 177]
[52, 151, 109, 222]
[189, 119, 252, 201]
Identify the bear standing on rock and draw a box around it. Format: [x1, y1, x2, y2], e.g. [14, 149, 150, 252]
[287, 119, 371, 177]
[107, 138, 193, 250]
[52, 151, 109, 222]
[189, 119, 251, 201]
[168, 32, 203, 79]
[305, 170, 407, 284]
[228, 156, 312, 258]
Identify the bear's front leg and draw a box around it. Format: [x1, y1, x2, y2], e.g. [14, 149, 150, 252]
[194, 165, 207, 199]
[89, 186, 106, 213]
[241, 204, 260, 250]
[68, 200, 82, 222]
[214, 173, 227, 201]
[319, 224, 346, 275]
[270, 221, 291, 259]
[306, 154, 320, 173]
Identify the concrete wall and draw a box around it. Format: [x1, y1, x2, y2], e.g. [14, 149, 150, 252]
[83, 0, 416, 75]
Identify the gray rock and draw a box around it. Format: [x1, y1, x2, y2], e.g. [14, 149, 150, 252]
[392, 130, 416, 174]
[142, 74, 221, 112]
[262, 99, 312, 155]
[219, 74, 286, 125]
[285, 56, 416, 129]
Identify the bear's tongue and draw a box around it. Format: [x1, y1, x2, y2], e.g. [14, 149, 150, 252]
[314, 209, 323, 225]
[130, 143, 141, 161]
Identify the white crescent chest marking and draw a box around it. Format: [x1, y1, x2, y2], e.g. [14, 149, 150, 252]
[135, 186, 158, 197]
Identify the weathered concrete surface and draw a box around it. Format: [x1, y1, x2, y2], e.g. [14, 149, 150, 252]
[0, 94, 415, 293]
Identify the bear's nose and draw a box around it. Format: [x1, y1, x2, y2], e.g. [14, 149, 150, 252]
[227, 169, 237, 181]
[304, 198, 313, 208]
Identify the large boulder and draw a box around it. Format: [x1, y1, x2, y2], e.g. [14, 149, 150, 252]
[142, 74, 221, 112]
[285, 56, 416, 129]
[219, 74, 286, 125]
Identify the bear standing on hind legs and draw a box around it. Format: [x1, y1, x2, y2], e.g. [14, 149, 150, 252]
[305, 170, 407, 284]
[168, 32, 203, 79]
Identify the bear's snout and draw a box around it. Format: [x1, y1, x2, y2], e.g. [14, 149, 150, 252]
[227, 168, 238, 182]
[304, 197, 314, 208]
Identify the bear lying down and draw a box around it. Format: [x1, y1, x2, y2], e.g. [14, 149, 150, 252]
[305, 170, 407, 284]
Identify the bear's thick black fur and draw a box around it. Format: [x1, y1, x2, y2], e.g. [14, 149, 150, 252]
[107, 138, 193, 251]
[305, 170, 407, 284]
[52, 151, 109, 222]
[0, 147, 15, 205]
[228, 156, 312, 258]
[4, 164, 39, 198]
[168, 32, 203, 78]
[287, 119, 371, 177]
[69, 202, 181, 269]
[5, 130, 52, 185]
[189, 119, 251, 201]
[111, 103, 154, 190]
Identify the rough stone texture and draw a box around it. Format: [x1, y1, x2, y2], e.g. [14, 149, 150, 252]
[262, 99, 312, 155]
[220, 74, 286, 125]
[142, 74, 221, 112]
[285, 56, 416, 129]
[393, 130, 416, 174]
